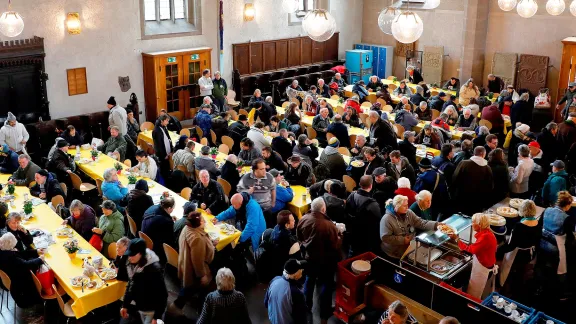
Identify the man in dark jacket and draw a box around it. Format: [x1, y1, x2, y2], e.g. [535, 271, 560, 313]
[558, 82, 576, 119]
[228, 115, 250, 154]
[220, 154, 241, 196]
[452, 147, 494, 215]
[211, 112, 230, 142]
[212, 71, 228, 111]
[431, 143, 456, 186]
[368, 111, 398, 152]
[262, 146, 287, 173]
[322, 181, 346, 223]
[385, 150, 416, 185]
[30, 169, 66, 203]
[453, 139, 473, 167]
[398, 131, 417, 170]
[429, 92, 447, 111]
[372, 167, 398, 212]
[285, 155, 312, 187]
[346, 175, 382, 256]
[317, 78, 330, 97]
[47, 140, 75, 185]
[191, 170, 228, 215]
[141, 197, 176, 264]
[537, 122, 558, 167]
[414, 158, 451, 220]
[152, 114, 174, 179]
[271, 129, 295, 161]
[557, 113, 576, 160]
[125, 180, 153, 232]
[0, 144, 19, 174]
[320, 138, 347, 182]
[157, 109, 182, 133]
[487, 74, 505, 94]
[312, 108, 331, 147]
[265, 258, 308, 324]
[10, 154, 41, 187]
[326, 115, 350, 148]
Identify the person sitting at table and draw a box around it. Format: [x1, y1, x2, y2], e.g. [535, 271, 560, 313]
[238, 158, 277, 222]
[386, 150, 416, 185]
[317, 99, 334, 117]
[247, 121, 270, 152]
[302, 95, 319, 116]
[248, 88, 265, 108]
[394, 177, 417, 206]
[192, 170, 228, 216]
[397, 131, 417, 170]
[0, 144, 18, 174]
[211, 112, 230, 142]
[142, 197, 176, 264]
[97, 126, 127, 161]
[498, 95, 514, 117]
[262, 146, 286, 173]
[452, 146, 494, 215]
[292, 134, 318, 167]
[415, 124, 441, 150]
[113, 237, 130, 281]
[30, 169, 66, 204]
[410, 190, 433, 221]
[237, 137, 262, 166]
[229, 114, 250, 155]
[125, 109, 140, 144]
[443, 94, 458, 111]
[10, 154, 40, 187]
[443, 77, 461, 92]
[432, 114, 452, 142]
[320, 137, 347, 181]
[368, 111, 398, 152]
[327, 114, 350, 148]
[62, 199, 96, 241]
[101, 168, 129, 210]
[285, 155, 312, 187]
[312, 108, 331, 147]
[364, 147, 385, 176]
[342, 106, 362, 129]
[455, 107, 477, 131]
[394, 96, 414, 113]
[429, 91, 447, 112]
[414, 101, 431, 121]
[268, 170, 294, 215]
[481, 102, 505, 136]
[61, 125, 83, 149]
[0, 232, 44, 308]
[367, 75, 384, 92]
[47, 139, 75, 185]
[272, 129, 296, 162]
[316, 78, 330, 98]
[5, 212, 42, 259]
[395, 104, 418, 132]
[380, 195, 438, 262]
[130, 149, 158, 180]
[331, 72, 347, 89]
[125, 179, 154, 232]
[376, 85, 394, 105]
[195, 145, 221, 180]
[173, 134, 188, 152]
[409, 85, 426, 107]
[172, 140, 196, 179]
[464, 97, 480, 116]
[459, 79, 480, 107]
[284, 102, 303, 134]
[345, 96, 362, 115]
[443, 105, 459, 126]
[394, 80, 413, 98]
[350, 134, 368, 158]
[268, 116, 288, 135]
[94, 200, 125, 259]
[352, 80, 369, 102]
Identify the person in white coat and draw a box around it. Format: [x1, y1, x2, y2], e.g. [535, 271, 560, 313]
[107, 96, 127, 136]
[0, 112, 29, 154]
[247, 122, 270, 152]
[199, 69, 214, 97]
[130, 149, 158, 180]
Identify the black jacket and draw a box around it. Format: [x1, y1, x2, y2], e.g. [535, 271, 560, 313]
[7, 227, 38, 259]
[537, 128, 558, 166]
[365, 154, 386, 176]
[272, 136, 295, 162]
[372, 176, 398, 212]
[0, 250, 43, 307]
[152, 124, 173, 159]
[125, 189, 154, 232]
[191, 180, 228, 215]
[221, 160, 240, 196]
[327, 122, 350, 148]
[256, 102, 278, 125]
[429, 96, 445, 111]
[345, 189, 382, 255]
[141, 205, 176, 263]
[156, 115, 182, 133]
[229, 121, 249, 154]
[510, 100, 532, 130]
[265, 151, 287, 173]
[310, 179, 329, 200]
[487, 76, 505, 93]
[285, 162, 312, 187]
[410, 93, 426, 107]
[211, 117, 229, 141]
[409, 70, 423, 84]
[369, 119, 398, 152]
[30, 172, 66, 203]
[432, 156, 456, 186]
[62, 129, 83, 146]
[453, 149, 472, 167]
[398, 140, 418, 170]
[47, 149, 75, 183]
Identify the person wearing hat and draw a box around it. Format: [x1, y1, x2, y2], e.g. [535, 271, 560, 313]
[285, 154, 312, 187]
[97, 126, 128, 161]
[93, 200, 125, 259]
[372, 167, 398, 211]
[452, 146, 494, 215]
[269, 169, 294, 215]
[320, 137, 347, 181]
[0, 112, 29, 154]
[528, 140, 545, 170]
[120, 238, 167, 324]
[429, 91, 447, 112]
[125, 109, 140, 143]
[228, 114, 250, 154]
[542, 160, 568, 206]
[458, 79, 479, 107]
[413, 157, 450, 219]
[195, 145, 221, 180]
[125, 179, 154, 232]
[194, 100, 214, 139]
[559, 82, 576, 119]
[30, 169, 66, 203]
[106, 96, 127, 136]
[265, 258, 308, 324]
[0, 143, 18, 174]
[487, 74, 505, 94]
[172, 202, 197, 245]
[10, 153, 40, 187]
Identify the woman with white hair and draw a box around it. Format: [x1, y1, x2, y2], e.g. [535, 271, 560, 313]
[197, 267, 251, 324]
[450, 212, 497, 299]
[410, 190, 433, 221]
[510, 144, 534, 198]
[101, 167, 129, 207]
[380, 195, 438, 261]
[378, 300, 418, 324]
[442, 105, 459, 126]
[406, 65, 423, 84]
[394, 177, 417, 206]
[0, 232, 45, 307]
[248, 88, 264, 109]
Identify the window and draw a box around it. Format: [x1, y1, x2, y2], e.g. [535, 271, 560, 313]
[141, 0, 202, 39]
[67, 68, 88, 96]
[288, 0, 322, 26]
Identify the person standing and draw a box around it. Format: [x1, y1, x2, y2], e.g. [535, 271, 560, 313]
[199, 69, 214, 98]
[141, 197, 176, 264]
[0, 112, 29, 154]
[451, 146, 494, 215]
[152, 114, 174, 179]
[542, 160, 569, 206]
[212, 71, 228, 112]
[346, 176, 382, 256]
[487, 74, 505, 94]
[265, 259, 308, 324]
[198, 268, 251, 324]
[107, 96, 127, 136]
[558, 82, 576, 119]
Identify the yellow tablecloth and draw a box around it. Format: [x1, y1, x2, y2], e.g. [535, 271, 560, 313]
[286, 185, 311, 219]
[138, 129, 180, 148]
[0, 174, 126, 318]
[69, 148, 241, 251]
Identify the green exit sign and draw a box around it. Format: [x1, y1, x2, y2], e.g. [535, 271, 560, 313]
[167, 57, 176, 63]
[191, 54, 199, 60]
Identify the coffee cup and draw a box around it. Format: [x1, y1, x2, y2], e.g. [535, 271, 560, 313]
[504, 305, 512, 314]
[93, 256, 103, 269]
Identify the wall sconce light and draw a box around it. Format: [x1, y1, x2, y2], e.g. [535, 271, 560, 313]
[244, 3, 255, 21]
[66, 12, 81, 35]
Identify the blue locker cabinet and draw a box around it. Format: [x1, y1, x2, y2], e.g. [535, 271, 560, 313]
[345, 50, 373, 84]
[354, 43, 394, 80]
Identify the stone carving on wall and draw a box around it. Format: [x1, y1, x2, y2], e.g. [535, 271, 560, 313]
[395, 41, 415, 57]
[492, 52, 518, 87]
[422, 46, 444, 85]
[118, 76, 131, 92]
[516, 54, 549, 96]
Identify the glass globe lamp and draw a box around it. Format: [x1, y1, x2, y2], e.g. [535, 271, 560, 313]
[378, 6, 401, 35]
[498, 0, 517, 11]
[391, 11, 424, 44]
[302, 9, 337, 42]
[517, 0, 538, 18]
[570, 0, 576, 16]
[0, 10, 23, 37]
[546, 0, 565, 15]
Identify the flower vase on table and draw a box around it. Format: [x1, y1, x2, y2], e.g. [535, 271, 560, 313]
[127, 174, 137, 191]
[23, 200, 33, 217]
[90, 150, 99, 162]
[63, 239, 79, 260]
[6, 179, 15, 195]
[236, 160, 244, 172]
[210, 147, 218, 160]
[114, 162, 123, 175]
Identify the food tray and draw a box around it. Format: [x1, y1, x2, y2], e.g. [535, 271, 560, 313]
[407, 248, 442, 265]
[482, 292, 536, 323]
[526, 312, 565, 324]
[440, 251, 464, 265]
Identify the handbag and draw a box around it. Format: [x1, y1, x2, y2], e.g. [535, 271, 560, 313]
[36, 263, 55, 295]
[89, 233, 103, 251]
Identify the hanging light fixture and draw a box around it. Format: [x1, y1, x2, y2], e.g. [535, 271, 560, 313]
[0, 0, 24, 38]
[66, 12, 81, 35]
[427, 0, 441, 9]
[391, 11, 423, 44]
[498, 0, 517, 11]
[546, 0, 566, 14]
[302, 9, 337, 42]
[517, 0, 538, 18]
[281, 0, 300, 14]
[378, 4, 402, 35]
[570, 0, 576, 15]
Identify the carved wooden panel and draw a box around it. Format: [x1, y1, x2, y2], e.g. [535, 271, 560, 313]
[516, 54, 549, 96]
[395, 41, 414, 57]
[491, 52, 517, 87]
[422, 46, 443, 85]
[288, 39, 301, 67]
[312, 40, 325, 63]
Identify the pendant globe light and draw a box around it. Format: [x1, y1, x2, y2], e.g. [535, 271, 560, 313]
[281, 0, 300, 14]
[378, 4, 401, 35]
[570, 0, 576, 16]
[517, 0, 538, 18]
[427, 0, 441, 9]
[498, 0, 517, 11]
[391, 11, 423, 44]
[546, 0, 566, 15]
[302, 9, 337, 42]
[0, 0, 24, 38]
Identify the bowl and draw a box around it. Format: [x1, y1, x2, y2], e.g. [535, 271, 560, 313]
[81, 144, 91, 150]
[351, 260, 371, 275]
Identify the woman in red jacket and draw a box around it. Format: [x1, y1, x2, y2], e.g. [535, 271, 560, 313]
[450, 213, 497, 299]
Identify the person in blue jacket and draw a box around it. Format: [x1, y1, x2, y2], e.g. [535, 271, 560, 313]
[352, 80, 370, 102]
[0, 144, 19, 174]
[542, 160, 569, 206]
[101, 167, 129, 207]
[413, 158, 450, 220]
[269, 169, 294, 214]
[194, 103, 213, 138]
[212, 192, 266, 251]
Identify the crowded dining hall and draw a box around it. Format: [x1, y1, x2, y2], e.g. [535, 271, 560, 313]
[2, 0, 576, 323]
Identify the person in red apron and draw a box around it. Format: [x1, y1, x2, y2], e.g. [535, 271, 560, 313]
[450, 213, 497, 299]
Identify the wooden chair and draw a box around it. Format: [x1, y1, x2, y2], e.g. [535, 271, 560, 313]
[52, 284, 75, 323]
[30, 270, 65, 301]
[349, 134, 357, 149]
[338, 147, 351, 156]
[335, 106, 345, 116]
[359, 113, 368, 125]
[194, 126, 204, 139]
[306, 127, 317, 140]
[28, 181, 36, 188]
[330, 95, 340, 100]
[282, 101, 291, 109]
[382, 105, 394, 113]
[361, 102, 372, 108]
[69, 172, 97, 194]
[227, 109, 238, 121]
[60, 183, 67, 197]
[376, 98, 388, 107]
[431, 109, 441, 120]
[189, 108, 198, 119]
[195, 169, 200, 182]
[479, 119, 493, 130]
[218, 144, 229, 155]
[227, 90, 241, 108]
[238, 108, 249, 116]
[394, 124, 405, 139]
[180, 128, 191, 137]
[387, 84, 397, 91]
[95, 178, 103, 197]
[124, 159, 132, 167]
[210, 130, 217, 145]
[180, 187, 192, 200]
[51, 195, 65, 210]
[343, 175, 356, 193]
[221, 136, 234, 152]
[326, 132, 335, 141]
[140, 122, 154, 132]
[217, 178, 232, 197]
[430, 90, 439, 97]
[164, 243, 179, 269]
[0, 269, 11, 314]
[200, 137, 208, 146]
[176, 165, 192, 179]
[127, 214, 137, 237]
[366, 94, 377, 103]
[387, 76, 396, 80]
[139, 231, 154, 250]
[290, 97, 300, 106]
[108, 242, 117, 260]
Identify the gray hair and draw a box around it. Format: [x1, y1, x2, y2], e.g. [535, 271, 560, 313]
[6, 212, 21, 223]
[0, 232, 17, 251]
[214, 71, 221, 76]
[357, 134, 366, 141]
[216, 267, 235, 291]
[519, 92, 529, 101]
[388, 300, 409, 320]
[292, 80, 299, 85]
[416, 85, 424, 95]
[518, 144, 530, 157]
[419, 101, 427, 108]
[462, 107, 471, 114]
[69, 199, 85, 213]
[304, 95, 313, 102]
[478, 126, 490, 136]
[324, 179, 334, 192]
[199, 169, 209, 178]
[203, 96, 213, 104]
[103, 168, 117, 182]
[279, 128, 288, 136]
[406, 65, 415, 71]
[519, 200, 537, 217]
[398, 177, 411, 188]
[18, 153, 30, 160]
[226, 154, 238, 163]
[403, 131, 415, 140]
[333, 114, 342, 122]
[254, 89, 261, 96]
[416, 190, 432, 201]
[110, 126, 120, 133]
[368, 111, 380, 119]
[117, 237, 131, 247]
[546, 122, 558, 131]
[311, 197, 326, 212]
[265, 96, 273, 103]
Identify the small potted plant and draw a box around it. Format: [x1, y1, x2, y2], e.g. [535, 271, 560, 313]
[23, 200, 33, 216]
[337, 97, 345, 105]
[210, 147, 219, 160]
[114, 162, 123, 175]
[90, 149, 99, 161]
[63, 239, 80, 260]
[393, 77, 398, 83]
[487, 92, 494, 100]
[236, 160, 244, 172]
[6, 179, 15, 195]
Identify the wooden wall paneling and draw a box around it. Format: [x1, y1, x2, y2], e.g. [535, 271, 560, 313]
[250, 43, 264, 74]
[288, 38, 302, 67]
[312, 40, 325, 63]
[142, 56, 158, 122]
[301, 37, 312, 65]
[233, 44, 250, 75]
[324, 32, 339, 61]
[276, 40, 288, 69]
[263, 42, 276, 72]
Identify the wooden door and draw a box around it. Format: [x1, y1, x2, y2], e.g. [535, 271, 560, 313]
[312, 41, 325, 63]
[183, 51, 210, 119]
[250, 43, 263, 74]
[158, 56, 184, 120]
[516, 54, 549, 96]
[301, 38, 312, 65]
[233, 44, 250, 75]
[288, 39, 301, 67]
[263, 42, 276, 71]
[276, 40, 288, 69]
[558, 41, 576, 113]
